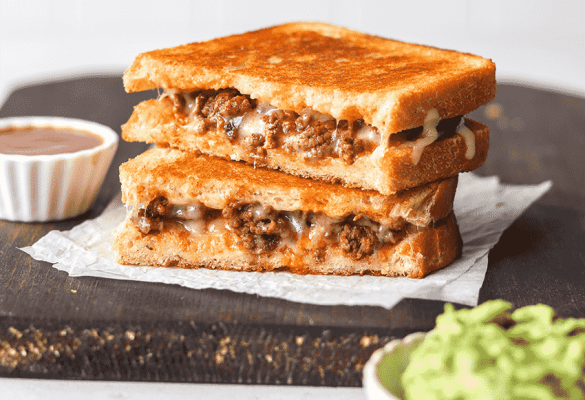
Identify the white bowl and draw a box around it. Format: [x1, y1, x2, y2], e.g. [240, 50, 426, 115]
[0, 116, 118, 222]
[363, 332, 426, 400]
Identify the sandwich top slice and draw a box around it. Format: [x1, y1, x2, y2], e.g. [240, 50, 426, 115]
[114, 147, 462, 278]
[122, 22, 495, 194]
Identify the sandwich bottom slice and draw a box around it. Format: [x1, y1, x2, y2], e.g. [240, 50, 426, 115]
[114, 147, 463, 278]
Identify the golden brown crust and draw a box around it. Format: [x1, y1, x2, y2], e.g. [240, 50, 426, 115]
[122, 98, 487, 195]
[119, 147, 458, 228]
[114, 212, 462, 278]
[123, 22, 496, 135]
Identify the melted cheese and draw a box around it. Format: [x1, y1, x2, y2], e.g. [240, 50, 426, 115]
[355, 125, 381, 145]
[236, 103, 276, 144]
[456, 124, 476, 160]
[410, 108, 440, 165]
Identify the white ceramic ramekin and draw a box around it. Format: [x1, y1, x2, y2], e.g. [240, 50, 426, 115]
[0, 116, 118, 222]
[362, 332, 426, 400]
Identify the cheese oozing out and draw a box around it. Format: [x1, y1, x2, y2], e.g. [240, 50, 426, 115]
[410, 109, 476, 164]
[410, 109, 440, 165]
[456, 124, 476, 160]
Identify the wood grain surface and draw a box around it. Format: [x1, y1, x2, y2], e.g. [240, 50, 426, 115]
[0, 77, 584, 383]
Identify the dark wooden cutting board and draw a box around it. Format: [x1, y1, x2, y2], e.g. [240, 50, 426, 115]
[1, 77, 584, 384]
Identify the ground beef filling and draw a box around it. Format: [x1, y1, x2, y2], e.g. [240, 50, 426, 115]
[132, 197, 400, 260]
[166, 88, 376, 164]
[176, 88, 257, 141]
[132, 196, 171, 234]
[339, 224, 378, 260]
[166, 88, 464, 165]
[222, 202, 291, 254]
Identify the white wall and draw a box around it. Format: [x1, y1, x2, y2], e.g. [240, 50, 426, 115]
[1, 0, 584, 107]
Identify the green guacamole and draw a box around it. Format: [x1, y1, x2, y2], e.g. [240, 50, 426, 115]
[401, 300, 585, 399]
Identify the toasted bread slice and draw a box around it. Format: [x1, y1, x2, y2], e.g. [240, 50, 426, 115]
[119, 147, 458, 228]
[122, 96, 487, 194]
[123, 22, 495, 136]
[114, 211, 462, 278]
[114, 147, 462, 278]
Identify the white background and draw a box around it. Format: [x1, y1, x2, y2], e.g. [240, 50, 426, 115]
[1, 0, 585, 108]
[0, 1, 583, 398]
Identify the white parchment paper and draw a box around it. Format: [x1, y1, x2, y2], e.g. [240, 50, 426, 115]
[20, 173, 551, 309]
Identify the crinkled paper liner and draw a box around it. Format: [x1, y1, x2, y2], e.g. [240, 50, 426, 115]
[21, 173, 551, 309]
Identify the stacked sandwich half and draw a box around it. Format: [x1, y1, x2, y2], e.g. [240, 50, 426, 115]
[114, 22, 496, 278]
